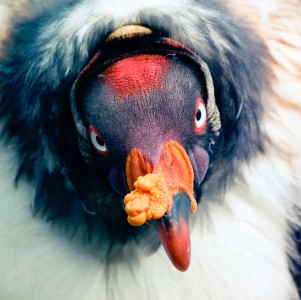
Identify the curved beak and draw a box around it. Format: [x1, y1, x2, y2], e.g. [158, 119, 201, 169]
[124, 140, 197, 271]
[152, 192, 191, 271]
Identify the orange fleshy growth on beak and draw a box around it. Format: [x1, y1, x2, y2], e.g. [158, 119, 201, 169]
[125, 141, 196, 226]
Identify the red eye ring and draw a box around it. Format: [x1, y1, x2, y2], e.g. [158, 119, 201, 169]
[89, 125, 109, 156]
[194, 97, 207, 134]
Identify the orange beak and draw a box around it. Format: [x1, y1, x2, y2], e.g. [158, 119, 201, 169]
[124, 140, 197, 271]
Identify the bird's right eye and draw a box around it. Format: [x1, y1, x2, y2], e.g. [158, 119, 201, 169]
[89, 125, 109, 156]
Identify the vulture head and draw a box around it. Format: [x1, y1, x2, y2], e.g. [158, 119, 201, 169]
[69, 26, 221, 270]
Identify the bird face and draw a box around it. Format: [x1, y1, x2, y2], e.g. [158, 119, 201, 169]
[70, 27, 220, 271]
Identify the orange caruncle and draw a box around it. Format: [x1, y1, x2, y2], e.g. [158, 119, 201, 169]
[125, 173, 172, 226]
[124, 141, 197, 227]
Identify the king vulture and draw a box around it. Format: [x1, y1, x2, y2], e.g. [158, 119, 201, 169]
[0, 0, 301, 299]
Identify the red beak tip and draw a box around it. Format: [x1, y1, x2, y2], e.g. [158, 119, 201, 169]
[152, 193, 192, 272]
[172, 256, 191, 272]
[164, 240, 191, 272]
[157, 218, 191, 272]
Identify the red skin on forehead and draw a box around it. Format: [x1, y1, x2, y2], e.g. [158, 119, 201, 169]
[102, 55, 170, 99]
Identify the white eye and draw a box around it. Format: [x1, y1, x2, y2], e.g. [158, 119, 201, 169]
[194, 97, 207, 134]
[89, 125, 109, 156]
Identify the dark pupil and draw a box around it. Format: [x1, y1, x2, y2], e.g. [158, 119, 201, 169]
[196, 109, 202, 121]
[96, 136, 105, 147]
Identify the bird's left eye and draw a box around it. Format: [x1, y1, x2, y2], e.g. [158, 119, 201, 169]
[89, 125, 109, 156]
[194, 97, 207, 134]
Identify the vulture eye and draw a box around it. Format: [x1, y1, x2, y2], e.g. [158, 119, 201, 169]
[89, 125, 109, 156]
[194, 97, 207, 134]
